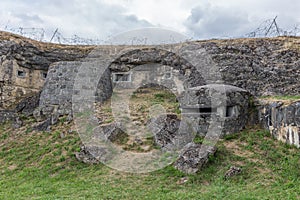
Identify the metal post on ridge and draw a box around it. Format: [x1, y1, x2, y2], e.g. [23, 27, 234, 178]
[265, 16, 281, 36]
[50, 28, 59, 43]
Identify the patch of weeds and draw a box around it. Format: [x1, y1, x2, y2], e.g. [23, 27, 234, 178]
[25, 127, 32, 134]
[112, 134, 129, 145]
[102, 107, 112, 113]
[193, 135, 205, 144]
[19, 114, 29, 121]
[223, 133, 240, 141]
[52, 131, 61, 140]
[123, 142, 143, 152]
[1, 133, 8, 139]
[75, 111, 93, 118]
[59, 156, 66, 162]
[155, 165, 186, 178]
[52, 149, 62, 157]
[174, 106, 181, 115]
[131, 93, 137, 99]
[103, 118, 114, 124]
[259, 139, 273, 151]
[137, 105, 146, 113]
[59, 116, 67, 124]
[154, 93, 165, 102]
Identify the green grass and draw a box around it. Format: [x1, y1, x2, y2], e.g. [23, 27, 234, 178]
[260, 95, 300, 101]
[0, 119, 300, 199]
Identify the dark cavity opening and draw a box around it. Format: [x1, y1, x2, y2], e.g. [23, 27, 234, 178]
[113, 73, 131, 82]
[199, 107, 217, 113]
[17, 70, 26, 77]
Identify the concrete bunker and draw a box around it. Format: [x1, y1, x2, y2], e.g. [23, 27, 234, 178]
[181, 84, 252, 136]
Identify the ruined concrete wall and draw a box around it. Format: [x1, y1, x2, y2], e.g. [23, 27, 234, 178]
[0, 33, 299, 110]
[0, 31, 93, 109]
[33, 37, 300, 128]
[259, 100, 300, 147]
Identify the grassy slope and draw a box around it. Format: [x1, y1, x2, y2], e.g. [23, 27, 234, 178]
[0, 116, 300, 199]
[0, 88, 300, 199]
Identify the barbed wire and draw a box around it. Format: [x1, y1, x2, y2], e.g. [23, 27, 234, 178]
[1, 24, 106, 45]
[1, 17, 299, 45]
[3, 26, 46, 41]
[0, 25, 191, 45]
[245, 16, 300, 38]
[49, 30, 105, 45]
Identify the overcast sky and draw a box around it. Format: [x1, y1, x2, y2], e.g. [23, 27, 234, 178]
[0, 0, 299, 42]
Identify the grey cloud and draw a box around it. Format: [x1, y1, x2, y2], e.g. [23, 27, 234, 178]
[184, 4, 250, 39]
[2, 0, 298, 40]
[0, 0, 153, 40]
[107, 27, 188, 45]
[184, 1, 300, 39]
[13, 13, 44, 24]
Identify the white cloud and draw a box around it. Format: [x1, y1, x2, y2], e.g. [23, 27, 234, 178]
[184, 3, 251, 38]
[0, 0, 153, 40]
[183, 0, 300, 38]
[121, 0, 191, 32]
[0, 0, 299, 41]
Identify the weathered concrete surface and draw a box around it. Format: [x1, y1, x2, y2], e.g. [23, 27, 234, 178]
[14, 92, 40, 116]
[174, 143, 217, 174]
[75, 145, 109, 164]
[0, 91, 40, 128]
[33, 60, 113, 123]
[33, 61, 80, 122]
[148, 114, 181, 149]
[224, 166, 242, 180]
[259, 100, 300, 147]
[181, 84, 253, 136]
[0, 110, 16, 124]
